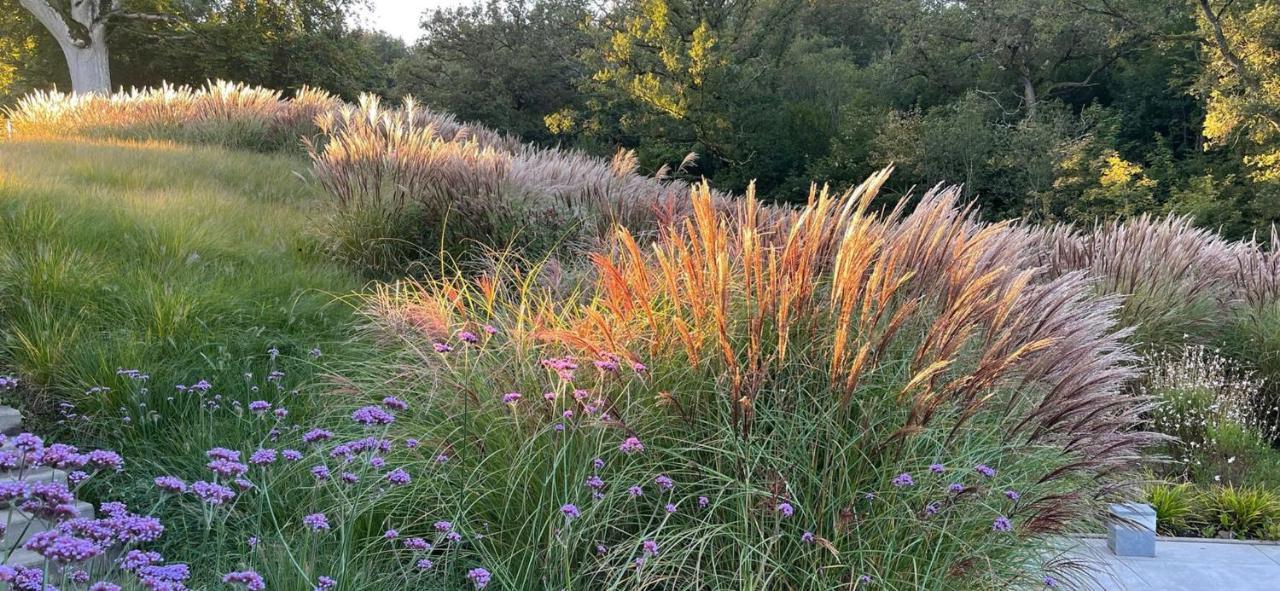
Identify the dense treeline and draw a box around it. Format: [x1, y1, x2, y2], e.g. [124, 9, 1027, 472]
[4, 0, 1279, 237]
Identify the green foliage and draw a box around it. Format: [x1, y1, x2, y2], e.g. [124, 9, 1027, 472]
[1145, 482, 1197, 536]
[1200, 485, 1280, 540]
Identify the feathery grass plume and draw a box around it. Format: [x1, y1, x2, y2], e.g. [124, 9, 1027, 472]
[349, 172, 1156, 589]
[306, 94, 742, 273]
[3, 81, 339, 151]
[1031, 214, 1242, 350]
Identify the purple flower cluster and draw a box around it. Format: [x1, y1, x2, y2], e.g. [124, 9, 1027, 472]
[351, 405, 395, 426]
[466, 567, 491, 589]
[223, 570, 266, 590]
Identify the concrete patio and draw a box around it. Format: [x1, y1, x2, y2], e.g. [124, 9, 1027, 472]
[1069, 536, 1280, 590]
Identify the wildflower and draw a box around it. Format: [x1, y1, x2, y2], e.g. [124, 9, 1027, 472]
[384, 529, 398, 539]
[642, 539, 659, 556]
[369, 456, 385, 469]
[433, 342, 453, 353]
[248, 401, 271, 413]
[596, 544, 608, 555]
[466, 567, 491, 589]
[273, 407, 288, 419]
[592, 457, 605, 470]
[925, 502, 941, 516]
[801, 531, 815, 544]
[382, 396, 408, 411]
[1005, 490, 1021, 501]
[416, 558, 434, 571]
[249, 449, 277, 465]
[627, 485, 643, 498]
[282, 449, 302, 461]
[585, 475, 605, 490]
[553, 423, 565, 432]
[406, 438, 420, 449]
[309, 347, 323, 358]
[191, 481, 235, 505]
[222, 570, 266, 590]
[247, 536, 259, 548]
[267, 346, 280, 360]
[386, 468, 411, 486]
[777, 502, 794, 517]
[403, 537, 430, 551]
[154, 476, 187, 493]
[435, 453, 449, 464]
[207, 458, 248, 478]
[502, 392, 522, 404]
[24, 530, 103, 563]
[892, 473, 914, 487]
[698, 496, 709, 508]
[654, 474, 674, 490]
[234, 478, 255, 490]
[665, 503, 677, 514]
[1043, 576, 1058, 588]
[543, 391, 557, 401]
[303, 513, 330, 531]
[302, 429, 333, 443]
[483, 324, 498, 334]
[311, 465, 331, 480]
[561, 504, 581, 519]
[858, 575, 873, 584]
[89, 583, 121, 591]
[351, 406, 395, 426]
[992, 516, 1013, 532]
[458, 330, 479, 344]
[316, 576, 337, 590]
[340, 472, 358, 484]
[434, 521, 453, 532]
[975, 464, 996, 478]
[929, 463, 945, 474]
[948, 483, 965, 494]
[631, 361, 648, 373]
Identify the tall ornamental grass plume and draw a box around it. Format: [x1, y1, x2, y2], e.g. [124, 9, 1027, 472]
[306, 95, 737, 274]
[339, 171, 1158, 590]
[1032, 214, 1241, 350]
[3, 81, 338, 151]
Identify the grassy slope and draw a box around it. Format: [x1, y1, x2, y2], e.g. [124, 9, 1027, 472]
[0, 138, 374, 580]
[0, 138, 361, 404]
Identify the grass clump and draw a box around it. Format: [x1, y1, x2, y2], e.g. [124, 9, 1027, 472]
[4, 81, 338, 152]
[327, 174, 1156, 589]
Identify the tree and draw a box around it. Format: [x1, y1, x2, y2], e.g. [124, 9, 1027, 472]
[395, 0, 592, 142]
[1194, 0, 1280, 182]
[15, 0, 175, 93]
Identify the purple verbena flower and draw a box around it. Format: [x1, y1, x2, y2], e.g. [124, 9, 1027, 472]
[154, 476, 187, 493]
[303, 513, 330, 531]
[892, 473, 914, 487]
[975, 464, 996, 478]
[222, 570, 266, 590]
[386, 468, 411, 486]
[561, 504, 580, 519]
[992, 516, 1013, 532]
[654, 474, 674, 491]
[776, 502, 794, 517]
[466, 567, 491, 589]
[351, 406, 395, 426]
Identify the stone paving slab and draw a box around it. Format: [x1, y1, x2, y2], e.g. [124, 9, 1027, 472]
[1069, 537, 1280, 590]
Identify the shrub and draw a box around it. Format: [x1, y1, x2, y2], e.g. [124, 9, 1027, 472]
[343, 175, 1156, 589]
[1144, 482, 1196, 535]
[1142, 345, 1275, 476]
[1199, 485, 1280, 540]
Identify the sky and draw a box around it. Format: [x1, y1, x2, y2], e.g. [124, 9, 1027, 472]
[362, 0, 470, 43]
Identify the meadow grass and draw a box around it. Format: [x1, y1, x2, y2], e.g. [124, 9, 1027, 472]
[0, 137, 386, 586]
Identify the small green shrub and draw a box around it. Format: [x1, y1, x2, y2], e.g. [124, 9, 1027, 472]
[1145, 482, 1197, 535]
[1199, 485, 1280, 539]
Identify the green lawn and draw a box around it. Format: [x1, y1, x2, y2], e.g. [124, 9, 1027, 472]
[0, 138, 363, 407]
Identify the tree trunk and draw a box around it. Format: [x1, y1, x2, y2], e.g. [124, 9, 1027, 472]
[18, 0, 114, 94]
[62, 38, 111, 94]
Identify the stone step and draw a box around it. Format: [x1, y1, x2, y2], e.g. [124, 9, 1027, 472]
[0, 500, 94, 550]
[0, 467, 67, 486]
[0, 407, 21, 436]
[2, 547, 44, 568]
